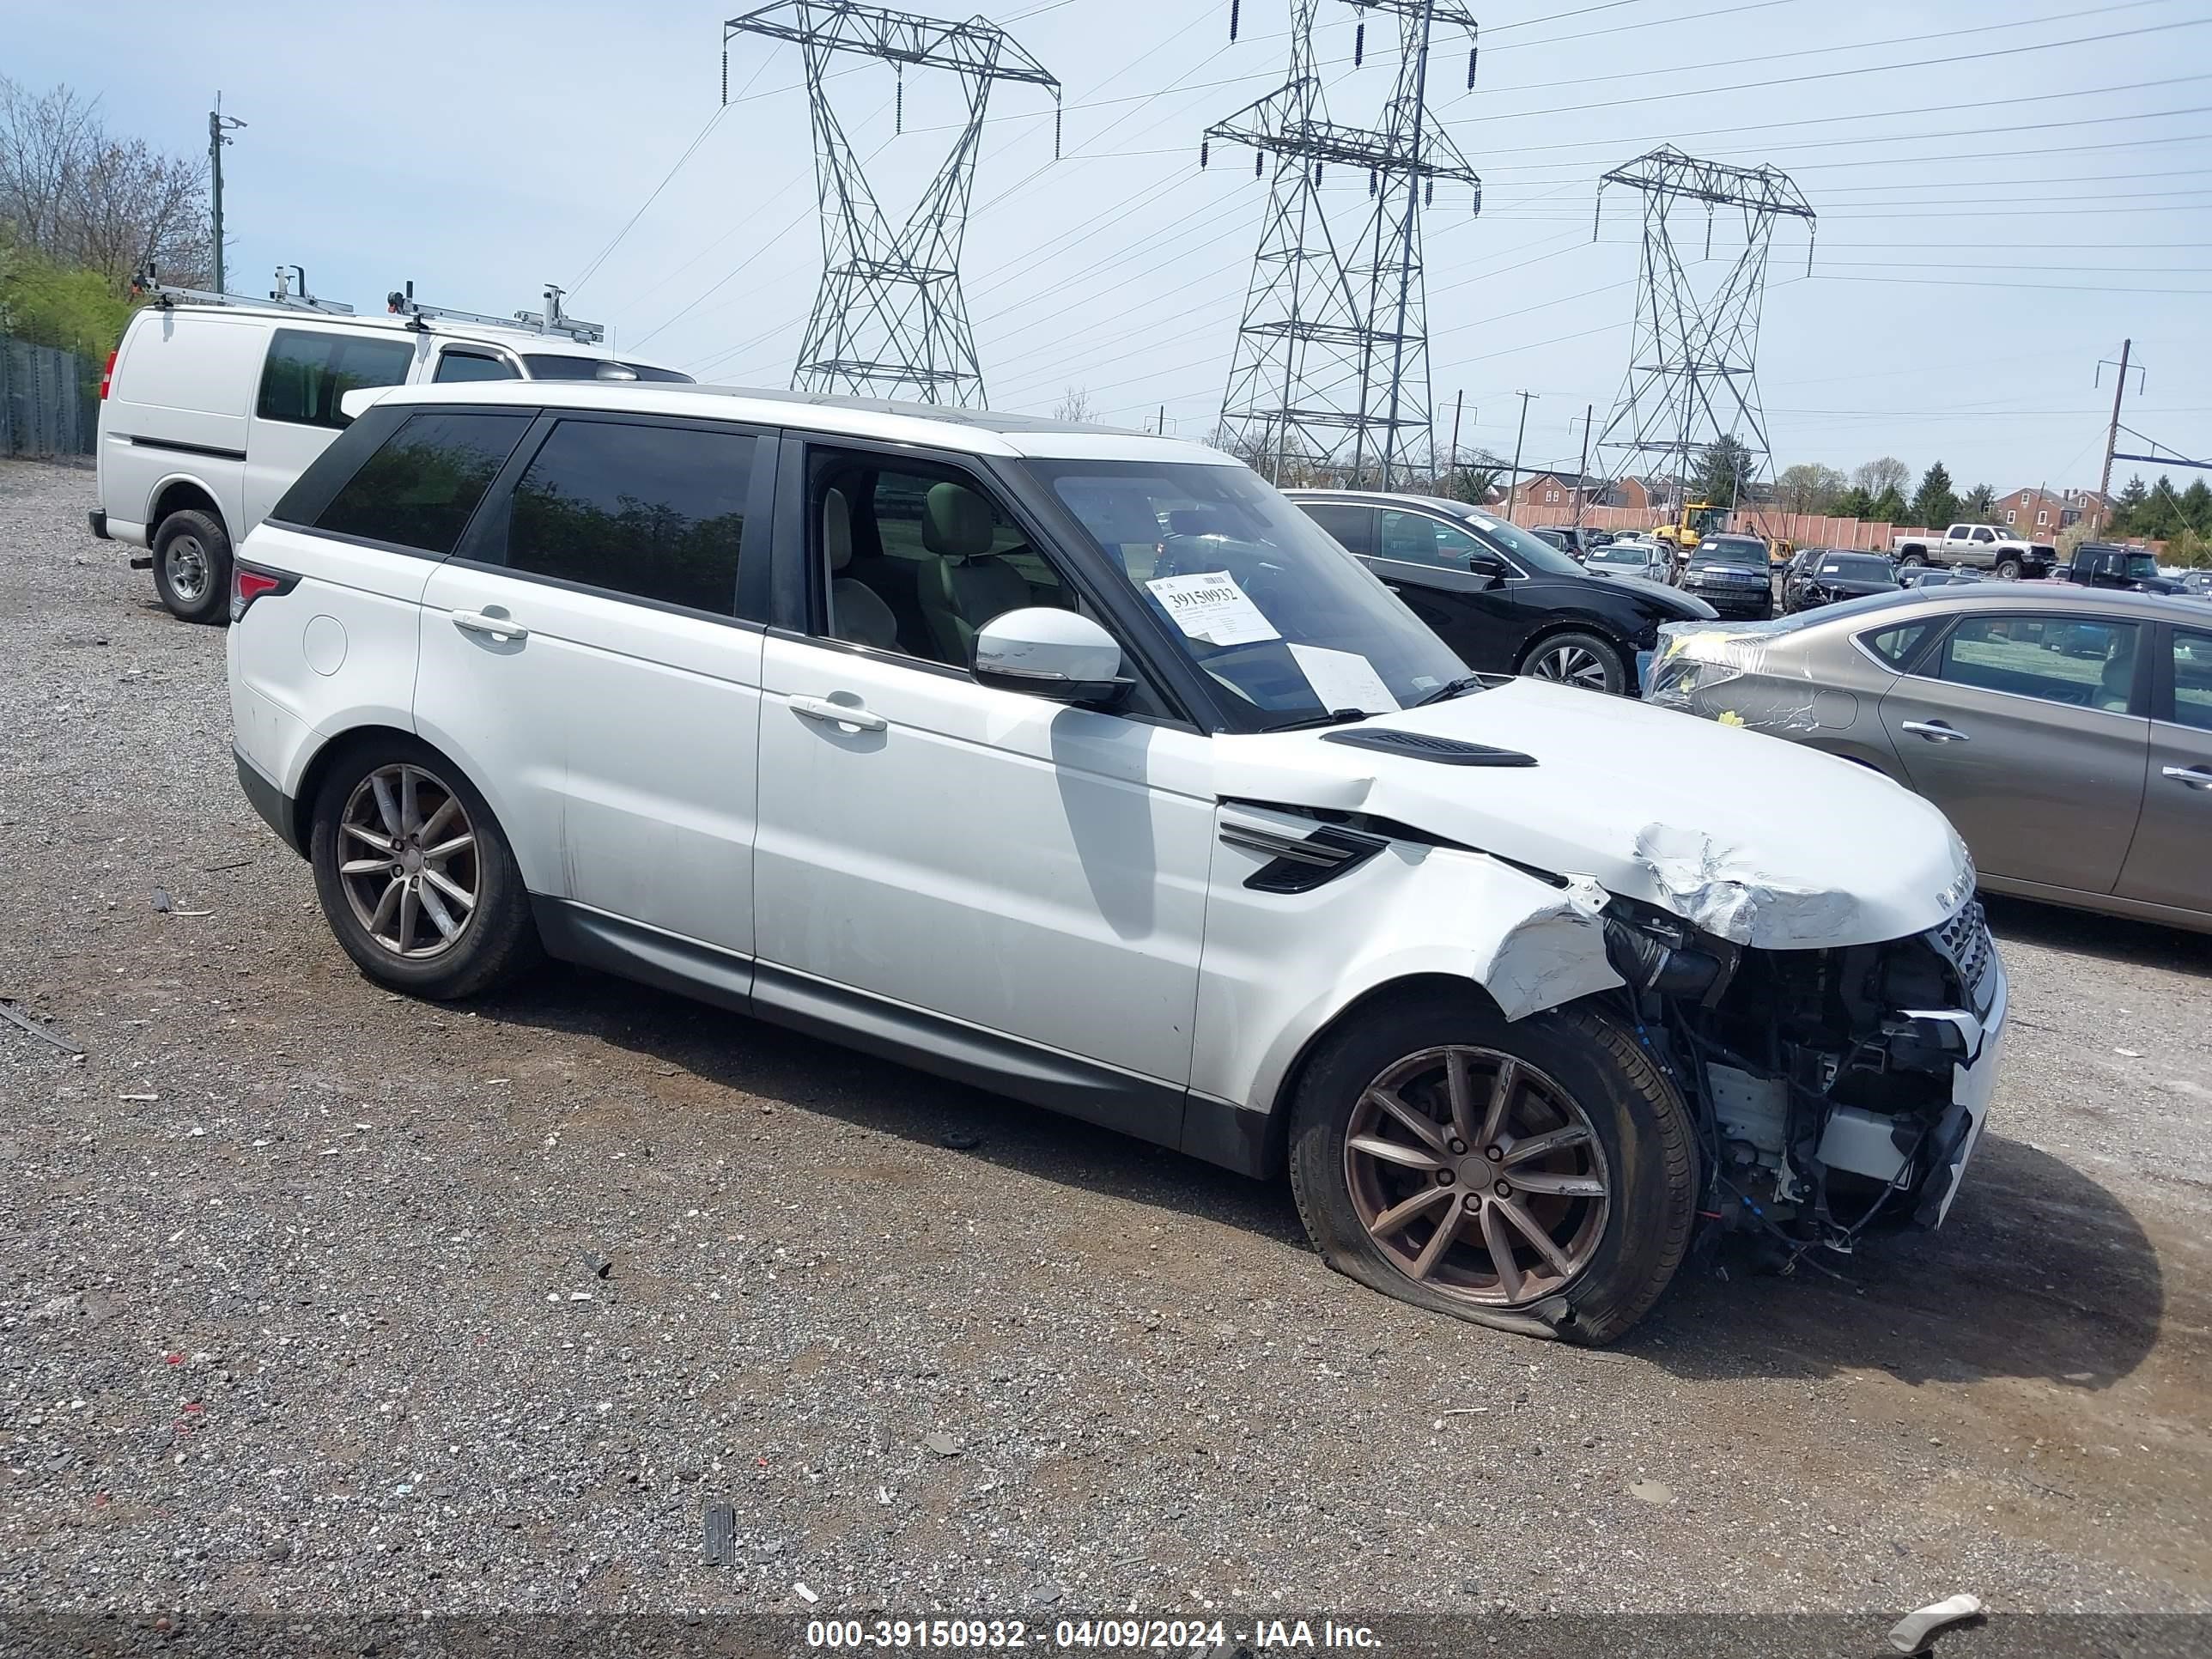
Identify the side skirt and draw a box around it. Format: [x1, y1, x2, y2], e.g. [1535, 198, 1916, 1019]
[527, 897, 1272, 1176]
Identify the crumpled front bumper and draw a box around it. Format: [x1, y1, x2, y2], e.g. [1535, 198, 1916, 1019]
[1915, 948, 2008, 1227]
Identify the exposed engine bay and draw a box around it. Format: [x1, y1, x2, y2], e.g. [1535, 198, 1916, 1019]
[1598, 889, 2001, 1256]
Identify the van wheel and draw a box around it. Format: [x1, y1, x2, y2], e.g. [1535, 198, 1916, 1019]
[151, 508, 233, 623]
[1517, 631, 1627, 695]
[307, 738, 541, 1000]
[1287, 994, 1696, 1345]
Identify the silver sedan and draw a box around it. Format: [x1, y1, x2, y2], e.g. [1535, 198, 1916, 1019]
[1645, 585, 2212, 933]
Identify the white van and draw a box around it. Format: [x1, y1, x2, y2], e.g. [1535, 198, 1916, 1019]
[92, 287, 690, 620]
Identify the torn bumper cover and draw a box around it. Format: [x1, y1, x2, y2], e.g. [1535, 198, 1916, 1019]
[1644, 617, 1838, 735]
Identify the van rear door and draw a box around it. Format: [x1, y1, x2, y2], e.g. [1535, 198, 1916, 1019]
[99, 309, 268, 543]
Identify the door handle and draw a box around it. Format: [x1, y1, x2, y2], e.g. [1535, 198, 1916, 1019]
[790, 696, 886, 733]
[452, 610, 528, 641]
[2163, 764, 2212, 790]
[1901, 720, 1968, 743]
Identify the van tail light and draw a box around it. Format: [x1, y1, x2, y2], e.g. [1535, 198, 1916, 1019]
[99, 349, 118, 399]
[231, 561, 298, 623]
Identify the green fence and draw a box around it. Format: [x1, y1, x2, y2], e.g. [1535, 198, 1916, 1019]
[0, 335, 97, 458]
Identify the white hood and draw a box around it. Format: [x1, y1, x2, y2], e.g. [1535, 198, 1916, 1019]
[1213, 678, 1972, 951]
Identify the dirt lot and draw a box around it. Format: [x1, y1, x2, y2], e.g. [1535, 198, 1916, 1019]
[3, 458, 2209, 1627]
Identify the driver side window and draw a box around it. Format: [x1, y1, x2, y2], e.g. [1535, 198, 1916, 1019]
[1378, 508, 1481, 571]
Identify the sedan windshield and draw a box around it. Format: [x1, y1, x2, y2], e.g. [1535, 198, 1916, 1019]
[1588, 545, 1651, 568]
[1030, 461, 1469, 729]
[1820, 555, 1896, 581]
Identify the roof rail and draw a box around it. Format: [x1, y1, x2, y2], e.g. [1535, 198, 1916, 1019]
[385, 280, 605, 345]
[131, 262, 354, 316]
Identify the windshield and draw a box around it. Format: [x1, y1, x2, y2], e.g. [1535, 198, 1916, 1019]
[1820, 555, 1896, 580]
[1588, 544, 1650, 568]
[1693, 537, 1768, 567]
[1030, 461, 1469, 730]
[1441, 507, 1586, 577]
[522, 354, 694, 384]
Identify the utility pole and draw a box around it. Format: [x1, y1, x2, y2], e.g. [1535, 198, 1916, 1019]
[1448, 389, 1464, 484]
[2097, 339, 2143, 500]
[208, 94, 246, 294]
[1571, 402, 1594, 531]
[1504, 390, 1537, 525]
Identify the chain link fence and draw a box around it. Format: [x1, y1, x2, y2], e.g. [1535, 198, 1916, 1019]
[0, 336, 97, 459]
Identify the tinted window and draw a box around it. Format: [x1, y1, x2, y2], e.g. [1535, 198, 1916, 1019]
[313, 410, 531, 554]
[1861, 619, 1936, 669]
[434, 349, 518, 384]
[1380, 508, 1481, 571]
[1822, 555, 1894, 580]
[520, 354, 694, 384]
[503, 420, 752, 613]
[2173, 629, 2212, 732]
[257, 329, 415, 428]
[1297, 502, 1375, 557]
[1938, 615, 2139, 713]
[1696, 537, 1768, 566]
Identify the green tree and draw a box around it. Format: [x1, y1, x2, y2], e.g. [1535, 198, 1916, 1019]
[2137, 476, 2185, 538]
[1694, 435, 1755, 506]
[1961, 483, 1997, 519]
[0, 239, 131, 355]
[1908, 461, 1958, 530]
[1869, 485, 1908, 523]
[1828, 485, 1873, 519]
[2112, 475, 2149, 533]
[1444, 461, 1504, 506]
[2178, 477, 2212, 533]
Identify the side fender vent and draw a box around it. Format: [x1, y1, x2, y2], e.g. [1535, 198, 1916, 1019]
[1219, 820, 1389, 894]
[1321, 728, 1537, 767]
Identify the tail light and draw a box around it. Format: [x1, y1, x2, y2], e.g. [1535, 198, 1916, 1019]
[99, 349, 118, 400]
[231, 561, 298, 623]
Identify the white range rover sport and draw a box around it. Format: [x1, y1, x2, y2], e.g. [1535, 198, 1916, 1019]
[227, 382, 2007, 1343]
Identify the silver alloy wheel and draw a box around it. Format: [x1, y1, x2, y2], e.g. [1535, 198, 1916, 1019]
[336, 763, 480, 960]
[1343, 1045, 1612, 1308]
[165, 535, 210, 603]
[1527, 641, 1613, 690]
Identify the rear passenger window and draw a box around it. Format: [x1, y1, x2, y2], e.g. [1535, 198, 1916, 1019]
[313, 411, 532, 554]
[1861, 620, 1936, 669]
[434, 349, 518, 383]
[502, 420, 753, 615]
[2174, 629, 2212, 732]
[1939, 615, 2140, 713]
[257, 329, 415, 428]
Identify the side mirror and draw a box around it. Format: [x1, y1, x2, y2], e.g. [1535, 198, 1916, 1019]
[973, 607, 1127, 705]
[1468, 550, 1510, 584]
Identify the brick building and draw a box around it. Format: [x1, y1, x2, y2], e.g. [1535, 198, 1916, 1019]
[2000, 486, 2110, 538]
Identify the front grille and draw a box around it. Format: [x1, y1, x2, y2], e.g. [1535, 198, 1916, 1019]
[1933, 899, 1996, 1011]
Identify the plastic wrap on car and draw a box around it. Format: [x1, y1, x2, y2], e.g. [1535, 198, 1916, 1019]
[1646, 617, 1826, 733]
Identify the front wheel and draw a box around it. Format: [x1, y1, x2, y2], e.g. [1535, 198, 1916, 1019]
[1517, 631, 1628, 696]
[1287, 994, 1697, 1344]
[308, 738, 541, 1000]
[1993, 557, 2022, 580]
[151, 507, 232, 623]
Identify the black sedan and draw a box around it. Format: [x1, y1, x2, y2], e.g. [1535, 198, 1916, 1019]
[1286, 489, 1717, 696]
[1782, 549, 1899, 613]
[1678, 534, 1777, 619]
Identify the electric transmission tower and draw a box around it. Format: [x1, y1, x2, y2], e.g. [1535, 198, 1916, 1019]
[723, 2, 1060, 404]
[1206, 1, 1482, 488]
[1589, 146, 1814, 508]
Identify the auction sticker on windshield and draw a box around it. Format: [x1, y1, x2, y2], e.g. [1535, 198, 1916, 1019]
[1288, 642, 1400, 714]
[1146, 571, 1280, 647]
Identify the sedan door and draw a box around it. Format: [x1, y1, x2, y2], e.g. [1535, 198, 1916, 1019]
[2114, 622, 2212, 917]
[1365, 507, 1528, 672]
[1878, 611, 2150, 892]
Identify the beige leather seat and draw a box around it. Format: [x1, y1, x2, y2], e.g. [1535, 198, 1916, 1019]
[917, 482, 1031, 663]
[823, 489, 899, 651]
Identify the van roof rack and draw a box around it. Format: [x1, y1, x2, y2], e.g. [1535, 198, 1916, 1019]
[131, 263, 355, 315]
[385, 281, 605, 345]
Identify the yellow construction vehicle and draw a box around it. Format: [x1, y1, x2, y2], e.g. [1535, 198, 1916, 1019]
[1650, 501, 1732, 550]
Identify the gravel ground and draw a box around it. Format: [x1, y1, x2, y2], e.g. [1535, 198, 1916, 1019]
[3, 458, 2209, 1626]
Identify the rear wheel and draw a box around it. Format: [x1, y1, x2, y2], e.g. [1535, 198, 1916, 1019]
[1898, 550, 1926, 569]
[308, 738, 540, 999]
[1517, 631, 1628, 696]
[1287, 994, 1697, 1344]
[151, 507, 232, 624]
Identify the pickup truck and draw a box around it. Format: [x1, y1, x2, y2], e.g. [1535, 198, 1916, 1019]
[1891, 522, 2056, 580]
[2050, 541, 2185, 594]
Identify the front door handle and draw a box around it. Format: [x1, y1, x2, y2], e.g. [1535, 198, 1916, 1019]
[2164, 764, 2212, 790]
[790, 696, 886, 733]
[1901, 719, 1968, 743]
[452, 610, 528, 641]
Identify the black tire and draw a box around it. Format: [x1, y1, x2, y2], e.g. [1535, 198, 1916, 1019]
[1897, 550, 1926, 568]
[151, 507, 233, 624]
[1287, 992, 1696, 1345]
[1993, 556, 2021, 581]
[307, 735, 541, 1000]
[1516, 629, 1629, 696]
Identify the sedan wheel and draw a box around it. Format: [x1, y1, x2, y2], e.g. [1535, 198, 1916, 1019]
[1521, 632, 1626, 695]
[335, 763, 481, 960]
[1343, 1046, 1611, 1309]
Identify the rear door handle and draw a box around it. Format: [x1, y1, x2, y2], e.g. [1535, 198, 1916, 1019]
[2164, 764, 2212, 790]
[790, 696, 886, 732]
[1901, 720, 1968, 742]
[452, 611, 528, 641]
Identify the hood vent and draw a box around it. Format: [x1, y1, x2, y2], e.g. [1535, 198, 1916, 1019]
[1322, 728, 1537, 767]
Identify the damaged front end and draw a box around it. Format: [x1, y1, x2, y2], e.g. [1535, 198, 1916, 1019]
[1601, 887, 2004, 1251]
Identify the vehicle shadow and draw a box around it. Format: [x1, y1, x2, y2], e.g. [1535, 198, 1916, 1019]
[1982, 892, 2211, 975]
[474, 965, 2168, 1392]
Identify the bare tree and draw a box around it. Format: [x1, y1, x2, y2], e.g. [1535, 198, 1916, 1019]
[1850, 456, 1911, 501]
[1050, 385, 1096, 424]
[0, 76, 210, 290]
[1774, 462, 1846, 514]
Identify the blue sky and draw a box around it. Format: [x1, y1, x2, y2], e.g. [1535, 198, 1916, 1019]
[8, 0, 2210, 492]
